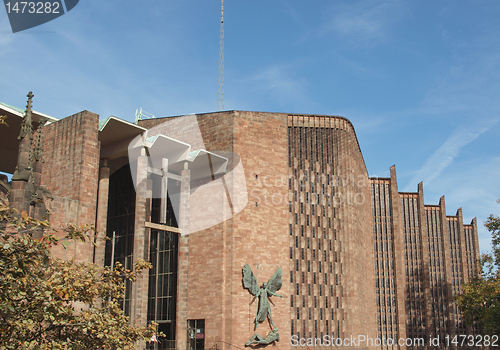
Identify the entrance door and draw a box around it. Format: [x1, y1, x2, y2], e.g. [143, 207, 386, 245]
[188, 319, 205, 350]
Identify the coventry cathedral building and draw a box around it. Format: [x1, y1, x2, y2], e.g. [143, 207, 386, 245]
[0, 93, 480, 350]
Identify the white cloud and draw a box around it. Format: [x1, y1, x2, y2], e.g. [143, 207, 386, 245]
[409, 155, 500, 254]
[421, 29, 500, 119]
[320, 0, 404, 46]
[0, 31, 14, 56]
[251, 64, 302, 94]
[405, 121, 497, 192]
[243, 62, 311, 110]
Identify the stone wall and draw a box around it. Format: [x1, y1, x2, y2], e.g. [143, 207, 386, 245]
[42, 110, 100, 262]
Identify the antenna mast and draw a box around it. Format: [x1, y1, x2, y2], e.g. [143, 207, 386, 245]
[217, 0, 224, 111]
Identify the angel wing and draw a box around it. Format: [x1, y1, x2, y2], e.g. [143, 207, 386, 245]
[267, 267, 283, 293]
[242, 264, 259, 296]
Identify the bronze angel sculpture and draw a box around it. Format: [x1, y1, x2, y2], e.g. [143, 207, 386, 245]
[242, 264, 283, 329]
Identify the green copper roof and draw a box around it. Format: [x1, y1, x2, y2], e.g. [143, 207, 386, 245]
[0, 102, 58, 123]
[98, 119, 108, 130]
[0, 102, 25, 114]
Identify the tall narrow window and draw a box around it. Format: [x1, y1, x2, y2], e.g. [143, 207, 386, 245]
[148, 229, 178, 350]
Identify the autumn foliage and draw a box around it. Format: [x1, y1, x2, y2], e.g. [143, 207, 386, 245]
[0, 206, 156, 349]
[456, 202, 500, 336]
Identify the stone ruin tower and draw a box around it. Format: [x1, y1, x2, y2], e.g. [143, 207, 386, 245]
[9, 91, 50, 221]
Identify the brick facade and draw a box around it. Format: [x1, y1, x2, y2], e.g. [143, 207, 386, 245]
[42, 110, 100, 262]
[4, 106, 481, 350]
[370, 167, 479, 350]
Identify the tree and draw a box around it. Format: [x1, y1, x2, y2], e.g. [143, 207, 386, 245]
[0, 206, 157, 349]
[456, 200, 500, 336]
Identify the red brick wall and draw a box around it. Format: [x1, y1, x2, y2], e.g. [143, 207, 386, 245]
[180, 111, 291, 350]
[187, 112, 236, 349]
[334, 118, 377, 345]
[288, 115, 377, 349]
[140, 112, 237, 349]
[230, 111, 290, 349]
[140, 112, 375, 349]
[42, 110, 100, 262]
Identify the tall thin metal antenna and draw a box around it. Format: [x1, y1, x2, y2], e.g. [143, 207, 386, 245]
[217, 0, 224, 111]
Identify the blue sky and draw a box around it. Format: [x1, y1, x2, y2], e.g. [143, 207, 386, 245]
[1, 0, 499, 253]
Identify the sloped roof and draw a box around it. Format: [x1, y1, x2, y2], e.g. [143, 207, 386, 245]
[0, 102, 57, 173]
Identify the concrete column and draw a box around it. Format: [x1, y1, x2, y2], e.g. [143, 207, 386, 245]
[160, 158, 169, 224]
[94, 159, 110, 267]
[176, 162, 190, 350]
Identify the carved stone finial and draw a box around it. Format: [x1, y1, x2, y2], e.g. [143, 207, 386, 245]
[12, 92, 35, 182]
[28, 142, 34, 165]
[19, 91, 34, 140]
[33, 125, 44, 161]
